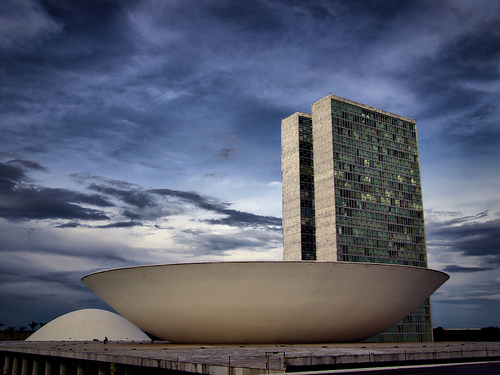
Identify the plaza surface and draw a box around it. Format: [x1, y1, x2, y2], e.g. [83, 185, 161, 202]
[2, 340, 500, 374]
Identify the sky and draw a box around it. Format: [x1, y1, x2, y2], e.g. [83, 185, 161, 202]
[0, 0, 499, 330]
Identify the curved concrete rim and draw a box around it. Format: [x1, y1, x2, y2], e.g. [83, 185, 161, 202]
[82, 261, 449, 344]
[82, 260, 449, 280]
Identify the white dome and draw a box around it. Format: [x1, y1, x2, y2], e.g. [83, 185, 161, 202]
[26, 309, 150, 342]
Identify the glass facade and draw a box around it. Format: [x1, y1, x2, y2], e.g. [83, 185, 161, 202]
[298, 115, 316, 260]
[331, 99, 426, 268]
[363, 299, 432, 342]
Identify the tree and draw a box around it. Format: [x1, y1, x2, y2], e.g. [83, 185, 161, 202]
[19, 326, 26, 333]
[28, 321, 38, 331]
[480, 326, 500, 341]
[6, 326, 15, 340]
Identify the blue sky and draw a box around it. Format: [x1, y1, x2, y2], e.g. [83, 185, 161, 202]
[1, 0, 499, 330]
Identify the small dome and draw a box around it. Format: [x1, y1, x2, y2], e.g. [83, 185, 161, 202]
[26, 309, 150, 342]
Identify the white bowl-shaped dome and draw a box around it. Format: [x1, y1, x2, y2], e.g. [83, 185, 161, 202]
[82, 261, 448, 344]
[26, 309, 150, 342]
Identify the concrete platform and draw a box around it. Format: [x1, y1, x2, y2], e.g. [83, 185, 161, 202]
[1, 341, 500, 374]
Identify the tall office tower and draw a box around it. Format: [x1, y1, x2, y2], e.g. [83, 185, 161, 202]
[282, 95, 432, 342]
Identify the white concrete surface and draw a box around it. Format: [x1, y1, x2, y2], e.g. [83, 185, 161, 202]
[26, 309, 150, 342]
[82, 262, 448, 344]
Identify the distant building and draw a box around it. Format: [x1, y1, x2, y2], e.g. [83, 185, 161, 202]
[282, 94, 432, 342]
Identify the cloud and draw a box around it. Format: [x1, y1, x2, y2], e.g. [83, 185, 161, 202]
[56, 221, 80, 228]
[399, 14, 500, 157]
[0, 0, 62, 51]
[150, 188, 281, 228]
[1, 160, 282, 234]
[0, 268, 88, 294]
[442, 265, 496, 273]
[205, 210, 281, 228]
[96, 221, 143, 229]
[427, 211, 500, 267]
[426, 209, 463, 217]
[88, 183, 156, 209]
[7, 159, 46, 171]
[217, 147, 238, 160]
[175, 226, 282, 257]
[0, 161, 25, 189]
[0, 159, 282, 259]
[0, 228, 130, 264]
[0, 162, 112, 222]
[437, 210, 489, 227]
[437, 29, 500, 83]
[0, 264, 110, 326]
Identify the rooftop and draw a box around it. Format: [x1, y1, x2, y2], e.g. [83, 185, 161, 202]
[2, 340, 500, 374]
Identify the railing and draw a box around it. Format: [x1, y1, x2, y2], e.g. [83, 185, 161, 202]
[285, 347, 500, 369]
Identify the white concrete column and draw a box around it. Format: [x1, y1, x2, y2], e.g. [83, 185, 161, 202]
[98, 362, 107, 375]
[21, 357, 29, 375]
[44, 358, 53, 375]
[12, 356, 21, 375]
[31, 358, 40, 375]
[59, 360, 67, 375]
[76, 361, 85, 375]
[3, 354, 13, 375]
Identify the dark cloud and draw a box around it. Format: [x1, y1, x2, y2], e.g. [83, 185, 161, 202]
[56, 221, 80, 228]
[176, 229, 252, 256]
[122, 209, 142, 220]
[36, 0, 135, 67]
[0, 264, 85, 288]
[406, 24, 500, 156]
[0, 162, 112, 222]
[206, 210, 282, 228]
[442, 265, 496, 273]
[206, 1, 287, 37]
[5, 0, 495, 184]
[0, 235, 129, 263]
[0, 161, 25, 190]
[150, 188, 229, 212]
[96, 221, 143, 229]
[426, 209, 463, 217]
[427, 213, 500, 266]
[40, 0, 126, 33]
[0, 161, 281, 230]
[88, 183, 156, 209]
[7, 159, 47, 171]
[438, 30, 500, 82]
[217, 147, 238, 160]
[0, 267, 112, 328]
[26, 271, 89, 293]
[0, 0, 62, 52]
[438, 210, 489, 226]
